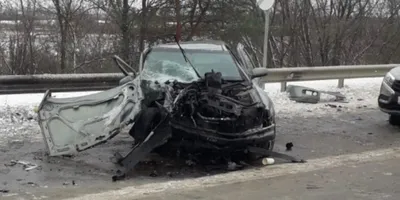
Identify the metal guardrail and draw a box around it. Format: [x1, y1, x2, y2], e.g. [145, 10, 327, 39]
[0, 64, 398, 94]
[0, 73, 125, 94]
[261, 64, 398, 82]
[261, 64, 399, 91]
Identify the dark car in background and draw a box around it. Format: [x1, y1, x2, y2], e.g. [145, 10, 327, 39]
[378, 67, 400, 125]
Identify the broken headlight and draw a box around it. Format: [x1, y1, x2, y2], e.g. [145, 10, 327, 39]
[384, 72, 395, 86]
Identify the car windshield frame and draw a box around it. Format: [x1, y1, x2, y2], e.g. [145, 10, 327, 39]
[141, 47, 249, 83]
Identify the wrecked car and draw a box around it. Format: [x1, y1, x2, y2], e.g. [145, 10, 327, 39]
[37, 40, 280, 177]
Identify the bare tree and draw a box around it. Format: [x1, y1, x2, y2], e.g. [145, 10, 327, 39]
[0, 0, 40, 74]
[50, 0, 87, 73]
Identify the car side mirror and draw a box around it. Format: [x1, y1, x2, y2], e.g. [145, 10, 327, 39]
[251, 68, 269, 79]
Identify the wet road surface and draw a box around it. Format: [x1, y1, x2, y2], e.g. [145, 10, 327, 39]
[1, 105, 400, 199]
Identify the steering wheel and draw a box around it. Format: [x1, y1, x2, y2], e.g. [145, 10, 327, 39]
[112, 55, 137, 77]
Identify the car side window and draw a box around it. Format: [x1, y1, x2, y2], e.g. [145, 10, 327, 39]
[236, 44, 259, 78]
[241, 48, 258, 70]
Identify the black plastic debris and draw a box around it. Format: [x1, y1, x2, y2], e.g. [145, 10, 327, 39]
[326, 104, 338, 108]
[0, 189, 9, 193]
[112, 170, 126, 182]
[286, 142, 294, 151]
[306, 184, 322, 190]
[24, 182, 38, 187]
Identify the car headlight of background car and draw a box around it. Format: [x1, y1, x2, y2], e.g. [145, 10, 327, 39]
[379, 72, 396, 104]
[383, 72, 395, 86]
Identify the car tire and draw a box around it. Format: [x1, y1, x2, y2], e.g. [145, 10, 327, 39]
[389, 114, 400, 126]
[129, 107, 161, 143]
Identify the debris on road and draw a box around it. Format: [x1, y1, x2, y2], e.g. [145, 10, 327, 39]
[23, 182, 38, 187]
[286, 142, 294, 151]
[5, 160, 38, 171]
[0, 189, 9, 193]
[326, 104, 338, 108]
[306, 184, 322, 190]
[247, 146, 306, 163]
[111, 170, 126, 182]
[286, 85, 347, 104]
[261, 157, 275, 165]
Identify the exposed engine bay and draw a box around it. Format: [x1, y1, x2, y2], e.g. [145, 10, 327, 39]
[132, 70, 276, 151]
[171, 70, 269, 133]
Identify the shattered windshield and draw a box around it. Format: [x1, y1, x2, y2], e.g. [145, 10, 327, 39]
[141, 48, 244, 83]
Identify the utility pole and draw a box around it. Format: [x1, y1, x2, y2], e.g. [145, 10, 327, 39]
[257, 0, 274, 68]
[175, 0, 182, 41]
[263, 9, 270, 68]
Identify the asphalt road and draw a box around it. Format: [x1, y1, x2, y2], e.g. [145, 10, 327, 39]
[137, 154, 400, 200]
[1, 103, 400, 200]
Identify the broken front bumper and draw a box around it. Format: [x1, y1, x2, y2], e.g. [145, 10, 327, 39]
[170, 119, 276, 147]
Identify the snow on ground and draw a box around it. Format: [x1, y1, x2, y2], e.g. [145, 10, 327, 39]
[0, 91, 101, 142]
[0, 77, 384, 141]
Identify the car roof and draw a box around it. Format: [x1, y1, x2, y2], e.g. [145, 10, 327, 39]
[151, 40, 229, 52]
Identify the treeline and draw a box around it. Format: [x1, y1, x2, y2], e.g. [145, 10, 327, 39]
[0, 0, 400, 75]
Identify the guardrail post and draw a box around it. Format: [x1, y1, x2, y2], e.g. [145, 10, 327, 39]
[280, 81, 287, 92]
[338, 79, 344, 88]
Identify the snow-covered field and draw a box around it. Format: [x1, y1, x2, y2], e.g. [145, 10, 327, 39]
[0, 77, 384, 140]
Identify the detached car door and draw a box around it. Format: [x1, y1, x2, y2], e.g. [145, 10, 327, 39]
[37, 79, 143, 156]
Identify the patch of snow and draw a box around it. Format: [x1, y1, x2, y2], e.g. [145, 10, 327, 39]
[0, 91, 101, 107]
[0, 91, 103, 144]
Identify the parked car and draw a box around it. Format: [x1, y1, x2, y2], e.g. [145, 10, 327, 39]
[37, 40, 276, 173]
[378, 67, 400, 125]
